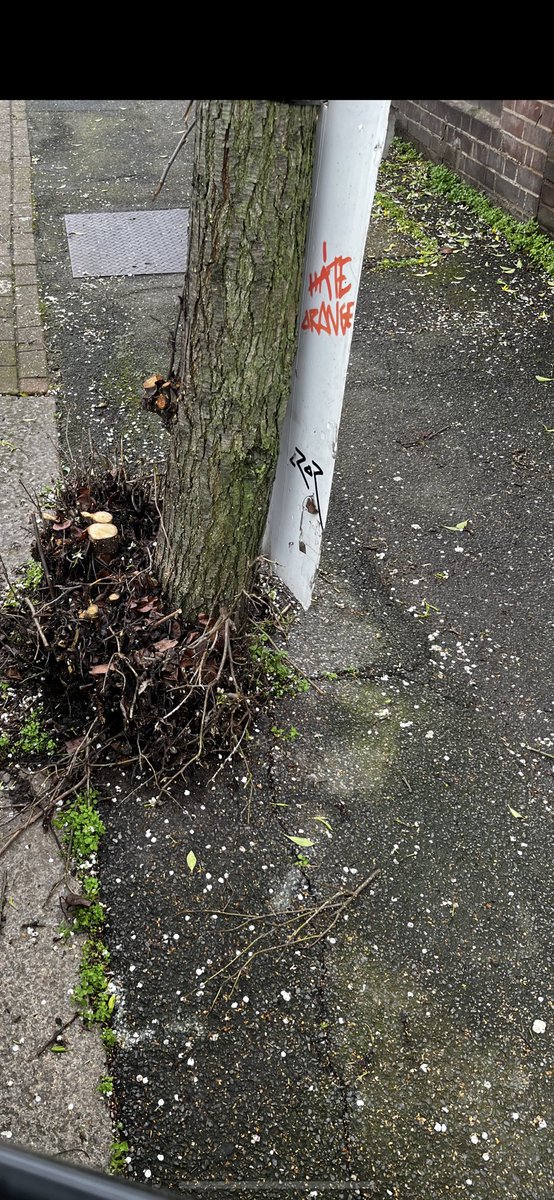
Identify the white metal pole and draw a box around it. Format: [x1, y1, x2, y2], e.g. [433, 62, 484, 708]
[263, 99, 391, 609]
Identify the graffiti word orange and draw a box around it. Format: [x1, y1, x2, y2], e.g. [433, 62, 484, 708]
[301, 241, 354, 336]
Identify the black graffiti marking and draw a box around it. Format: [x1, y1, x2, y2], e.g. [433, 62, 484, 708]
[289, 448, 324, 528]
[290, 446, 309, 489]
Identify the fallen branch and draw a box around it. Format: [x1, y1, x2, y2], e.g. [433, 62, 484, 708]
[523, 743, 554, 761]
[152, 101, 196, 200]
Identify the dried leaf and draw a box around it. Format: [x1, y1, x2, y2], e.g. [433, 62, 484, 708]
[153, 637, 178, 654]
[186, 851, 196, 873]
[508, 806, 526, 819]
[89, 663, 110, 676]
[285, 835, 315, 848]
[65, 735, 85, 754]
[143, 374, 164, 389]
[535, 376, 554, 382]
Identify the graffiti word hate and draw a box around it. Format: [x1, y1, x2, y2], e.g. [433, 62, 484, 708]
[301, 241, 354, 337]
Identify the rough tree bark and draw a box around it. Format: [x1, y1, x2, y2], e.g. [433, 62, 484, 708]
[156, 100, 319, 620]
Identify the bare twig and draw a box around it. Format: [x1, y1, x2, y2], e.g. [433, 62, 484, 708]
[35, 1012, 78, 1058]
[523, 743, 554, 761]
[23, 596, 49, 650]
[152, 101, 196, 200]
[31, 514, 55, 600]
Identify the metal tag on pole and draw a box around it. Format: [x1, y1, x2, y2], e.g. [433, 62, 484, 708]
[263, 100, 391, 609]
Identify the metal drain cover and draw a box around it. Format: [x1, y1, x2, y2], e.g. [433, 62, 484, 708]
[64, 209, 189, 278]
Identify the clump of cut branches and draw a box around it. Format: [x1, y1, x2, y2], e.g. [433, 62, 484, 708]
[0, 456, 302, 830]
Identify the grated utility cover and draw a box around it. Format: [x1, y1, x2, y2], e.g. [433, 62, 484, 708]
[64, 209, 189, 278]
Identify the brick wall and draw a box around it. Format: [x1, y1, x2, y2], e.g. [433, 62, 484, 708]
[393, 100, 554, 232]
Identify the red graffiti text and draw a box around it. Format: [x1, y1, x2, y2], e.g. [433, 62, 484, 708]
[301, 241, 354, 337]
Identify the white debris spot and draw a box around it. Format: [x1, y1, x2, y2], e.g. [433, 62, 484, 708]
[420, 1063, 429, 1073]
[532, 1019, 546, 1034]
[1, 1132, 13, 1139]
[425, 730, 434, 739]
[187, 1057, 195, 1067]
[470, 1134, 479, 1145]
[157, 1098, 164, 1107]
[281, 990, 291, 1002]
[482, 1152, 490, 1161]
[434, 1122, 447, 1133]
[144, 1169, 152, 1179]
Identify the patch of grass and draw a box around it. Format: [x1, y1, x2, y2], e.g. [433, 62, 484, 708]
[109, 1139, 129, 1175]
[249, 627, 309, 699]
[427, 162, 554, 277]
[54, 790, 115, 1038]
[72, 934, 113, 1024]
[98, 1074, 114, 1096]
[15, 707, 57, 756]
[1, 561, 43, 611]
[271, 725, 300, 742]
[373, 191, 440, 271]
[55, 790, 105, 863]
[380, 137, 554, 279]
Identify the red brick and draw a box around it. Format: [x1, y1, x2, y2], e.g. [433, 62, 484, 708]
[494, 174, 524, 205]
[502, 156, 518, 181]
[485, 145, 505, 174]
[514, 163, 543, 195]
[513, 99, 544, 122]
[397, 99, 419, 121]
[537, 202, 554, 232]
[466, 138, 487, 163]
[501, 111, 525, 139]
[523, 142, 547, 172]
[513, 99, 554, 129]
[539, 178, 554, 208]
[464, 159, 495, 192]
[421, 110, 446, 139]
[520, 119, 552, 151]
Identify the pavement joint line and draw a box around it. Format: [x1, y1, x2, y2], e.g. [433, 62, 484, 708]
[3, 100, 49, 396]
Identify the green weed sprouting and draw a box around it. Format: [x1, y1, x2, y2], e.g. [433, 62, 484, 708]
[54, 791, 115, 1043]
[378, 138, 554, 279]
[248, 627, 309, 699]
[16, 708, 57, 756]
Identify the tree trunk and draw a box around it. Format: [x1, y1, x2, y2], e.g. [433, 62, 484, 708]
[156, 100, 319, 620]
